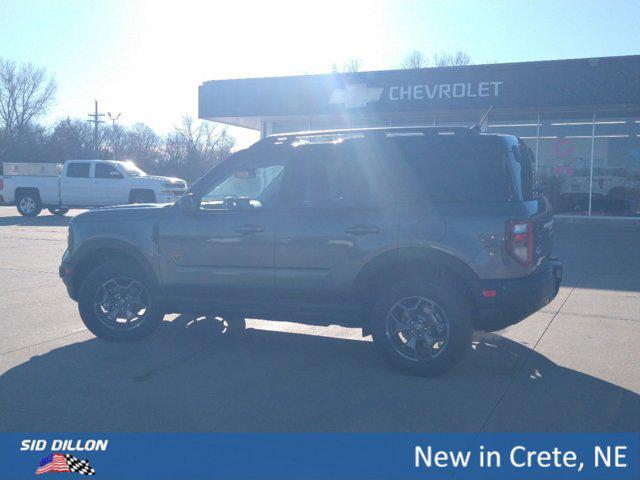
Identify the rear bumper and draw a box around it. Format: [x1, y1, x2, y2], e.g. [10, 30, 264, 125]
[470, 258, 563, 331]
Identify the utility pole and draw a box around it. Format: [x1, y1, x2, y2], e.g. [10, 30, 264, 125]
[107, 112, 122, 160]
[87, 100, 105, 159]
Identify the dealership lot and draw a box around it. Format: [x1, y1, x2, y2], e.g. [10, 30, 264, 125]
[0, 206, 638, 432]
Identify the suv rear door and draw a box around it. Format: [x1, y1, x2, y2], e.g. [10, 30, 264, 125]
[274, 140, 397, 314]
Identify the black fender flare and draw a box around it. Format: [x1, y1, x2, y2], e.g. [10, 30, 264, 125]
[353, 247, 478, 302]
[71, 237, 160, 293]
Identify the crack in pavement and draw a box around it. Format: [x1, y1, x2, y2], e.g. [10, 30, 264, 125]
[0, 266, 58, 275]
[1, 330, 87, 357]
[478, 275, 581, 432]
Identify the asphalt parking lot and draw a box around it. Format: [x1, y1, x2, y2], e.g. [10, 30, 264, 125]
[0, 206, 638, 432]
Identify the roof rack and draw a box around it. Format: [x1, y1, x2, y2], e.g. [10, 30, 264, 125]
[253, 126, 475, 148]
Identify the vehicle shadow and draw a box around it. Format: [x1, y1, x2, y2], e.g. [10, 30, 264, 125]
[0, 214, 71, 227]
[1, 315, 638, 432]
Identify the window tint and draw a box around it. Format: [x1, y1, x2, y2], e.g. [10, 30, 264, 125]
[66, 163, 91, 178]
[95, 163, 123, 179]
[388, 137, 513, 203]
[289, 142, 385, 208]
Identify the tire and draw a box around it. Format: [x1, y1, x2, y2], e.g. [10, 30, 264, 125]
[370, 278, 473, 376]
[16, 191, 42, 217]
[130, 190, 156, 204]
[78, 259, 164, 342]
[48, 207, 70, 216]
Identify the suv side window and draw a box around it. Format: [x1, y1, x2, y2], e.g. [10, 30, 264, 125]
[388, 136, 512, 203]
[95, 163, 123, 179]
[200, 157, 287, 210]
[287, 142, 386, 209]
[66, 162, 91, 178]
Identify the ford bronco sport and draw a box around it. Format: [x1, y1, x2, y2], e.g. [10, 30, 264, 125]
[59, 126, 562, 375]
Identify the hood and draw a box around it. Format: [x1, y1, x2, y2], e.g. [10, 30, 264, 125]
[72, 203, 174, 224]
[142, 175, 187, 185]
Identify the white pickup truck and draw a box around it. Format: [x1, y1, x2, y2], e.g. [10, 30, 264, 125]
[0, 160, 187, 216]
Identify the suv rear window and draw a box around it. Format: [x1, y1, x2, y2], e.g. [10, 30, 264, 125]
[387, 136, 514, 203]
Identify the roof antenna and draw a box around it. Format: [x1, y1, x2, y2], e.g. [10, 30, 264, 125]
[470, 105, 493, 133]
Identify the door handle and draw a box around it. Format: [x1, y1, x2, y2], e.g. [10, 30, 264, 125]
[235, 224, 265, 235]
[345, 225, 380, 236]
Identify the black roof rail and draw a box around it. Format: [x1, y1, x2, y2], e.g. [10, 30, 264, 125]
[253, 125, 475, 148]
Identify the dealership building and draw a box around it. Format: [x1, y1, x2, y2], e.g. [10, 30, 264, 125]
[199, 55, 640, 217]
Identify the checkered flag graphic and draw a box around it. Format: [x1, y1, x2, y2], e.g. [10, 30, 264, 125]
[64, 454, 96, 476]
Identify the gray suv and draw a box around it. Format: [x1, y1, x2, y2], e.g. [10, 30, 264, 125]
[59, 127, 562, 375]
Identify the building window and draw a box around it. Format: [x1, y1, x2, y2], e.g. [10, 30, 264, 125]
[591, 111, 640, 216]
[537, 112, 594, 215]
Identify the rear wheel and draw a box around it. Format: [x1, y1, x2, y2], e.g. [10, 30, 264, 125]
[371, 279, 472, 376]
[16, 191, 42, 217]
[48, 207, 70, 216]
[78, 260, 164, 342]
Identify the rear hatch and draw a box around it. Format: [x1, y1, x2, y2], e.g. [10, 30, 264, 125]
[512, 139, 554, 267]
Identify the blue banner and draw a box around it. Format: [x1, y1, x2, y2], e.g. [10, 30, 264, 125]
[3, 433, 638, 479]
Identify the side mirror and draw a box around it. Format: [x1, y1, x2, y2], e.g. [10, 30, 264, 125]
[177, 193, 199, 214]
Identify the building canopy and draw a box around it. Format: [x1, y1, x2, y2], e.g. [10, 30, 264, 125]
[199, 55, 640, 131]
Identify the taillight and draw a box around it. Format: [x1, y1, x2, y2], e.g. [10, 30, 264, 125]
[506, 220, 534, 266]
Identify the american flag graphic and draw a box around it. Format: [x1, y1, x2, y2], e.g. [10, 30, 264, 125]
[36, 453, 96, 475]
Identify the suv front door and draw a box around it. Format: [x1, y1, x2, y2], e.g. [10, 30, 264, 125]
[157, 151, 288, 310]
[275, 141, 397, 315]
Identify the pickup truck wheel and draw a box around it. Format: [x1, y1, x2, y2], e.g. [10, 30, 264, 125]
[78, 260, 164, 342]
[370, 279, 472, 376]
[16, 192, 42, 217]
[48, 207, 70, 216]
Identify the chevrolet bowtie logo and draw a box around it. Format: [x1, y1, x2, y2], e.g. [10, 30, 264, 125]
[329, 83, 384, 108]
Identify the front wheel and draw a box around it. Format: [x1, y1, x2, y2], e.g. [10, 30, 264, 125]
[16, 192, 42, 217]
[78, 260, 164, 342]
[371, 279, 472, 376]
[48, 207, 70, 216]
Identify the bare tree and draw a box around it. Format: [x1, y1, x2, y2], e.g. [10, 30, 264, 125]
[433, 51, 472, 67]
[331, 57, 363, 73]
[123, 123, 162, 170]
[46, 118, 95, 162]
[163, 116, 234, 180]
[0, 58, 56, 136]
[401, 50, 428, 69]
